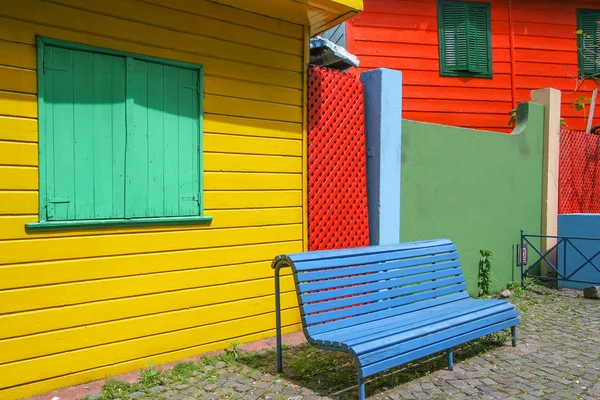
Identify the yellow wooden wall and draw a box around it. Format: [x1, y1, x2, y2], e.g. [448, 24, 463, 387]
[0, 1, 307, 398]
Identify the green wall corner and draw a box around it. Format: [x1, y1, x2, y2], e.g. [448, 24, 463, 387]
[400, 102, 544, 294]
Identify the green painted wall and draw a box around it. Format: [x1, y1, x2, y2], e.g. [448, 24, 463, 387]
[400, 102, 544, 294]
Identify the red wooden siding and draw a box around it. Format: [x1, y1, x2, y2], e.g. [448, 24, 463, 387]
[346, 0, 600, 133]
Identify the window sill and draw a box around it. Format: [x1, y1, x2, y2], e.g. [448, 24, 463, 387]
[439, 71, 493, 79]
[26, 216, 213, 231]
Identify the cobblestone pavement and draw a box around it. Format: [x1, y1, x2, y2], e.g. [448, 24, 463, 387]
[81, 288, 600, 400]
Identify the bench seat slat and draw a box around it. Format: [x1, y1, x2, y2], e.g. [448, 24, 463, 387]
[301, 274, 465, 315]
[305, 291, 470, 336]
[293, 244, 457, 273]
[303, 283, 467, 326]
[313, 298, 508, 347]
[310, 298, 480, 343]
[298, 260, 461, 293]
[285, 239, 452, 265]
[295, 251, 458, 283]
[359, 317, 519, 377]
[352, 303, 516, 355]
[298, 263, 464, 304]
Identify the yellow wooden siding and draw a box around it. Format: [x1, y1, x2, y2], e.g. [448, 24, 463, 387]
[0, 0, 308, 398]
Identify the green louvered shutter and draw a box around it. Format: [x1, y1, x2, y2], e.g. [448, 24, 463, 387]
[440, 2, 469, 72]
[467, 4, 491, 74]
[42, 45, 127, 221]
[125, 58, 200, 218]
[577, 9, 600, 76]
[438, 0, 492, 77]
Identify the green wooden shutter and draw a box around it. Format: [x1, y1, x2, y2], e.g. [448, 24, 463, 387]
[125, 59, 200, 218]
[578, 9, 600, 76]
[43, 46, 126, 221]
[467, 4, 491, 74]
[439, 2, 469, 72]
[438, 0, 491, 77]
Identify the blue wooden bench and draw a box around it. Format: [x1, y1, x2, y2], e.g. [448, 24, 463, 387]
[272, 239, 520, 400]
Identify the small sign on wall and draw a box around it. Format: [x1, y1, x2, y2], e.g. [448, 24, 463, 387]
[516, 244, 528, 267]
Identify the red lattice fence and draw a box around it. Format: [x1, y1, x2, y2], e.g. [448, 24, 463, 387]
[307, 66, 370, 251]
[559, 128, 600, 214]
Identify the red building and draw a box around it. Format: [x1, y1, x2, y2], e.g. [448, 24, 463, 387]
[326, 0, 600, 132]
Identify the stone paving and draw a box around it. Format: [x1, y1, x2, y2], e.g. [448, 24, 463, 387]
[77, 288, 599, 400]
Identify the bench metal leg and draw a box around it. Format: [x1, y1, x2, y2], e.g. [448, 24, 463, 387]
[358, 376, 366, 400]
[447, 348, 453, 371]
[511, 326, 517, 347]
[275, 266, 283, 374]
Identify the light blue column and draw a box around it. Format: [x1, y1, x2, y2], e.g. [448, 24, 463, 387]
[360, 68, 403, 245]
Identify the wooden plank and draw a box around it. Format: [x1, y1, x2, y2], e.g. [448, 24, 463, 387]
[204, 114, 302, 139]
[204, 134, 302, 157]
[163, 65, 180, 217]
[0, 207, 302, 241]
[0, 223, 302, 264]
[0, 260, 297, 314]
[0, 65, 36, 94]
[0, 308, 300, 389]
[402, 86, 512, 102]
[126, 58, 149, 218]
[0, 17, 303, 89]
[204, 190, 302, 209]
[300, 264, 462, 306]
[356, 306, 517, 358]
[296, 250, 459, 281]
[204, 172, 302, 190]
[110, 56, 127, 218]
[0, 291, 300, 365]
[72, 49, 96, 220]
[0, 191, 37, 214]
[205, 95, 303, 123]
[49, 0, 303, 54]
[141, 0, 303, 39]
[0, 321, 302, 400]
[176, 67, 198, 217]
[311, 298, 487, 345]
[0, 166, 37, 190]
[0, 115, 37, 142]
[204, 76, 302, 106]
[2, 0, 303, 72]
[306, 292, 469, 336]
[204, 153, 302, 173]
[0, 238, 301, 288]
[359, 318, 518, 376]
[146, 62, 166, 217]
[0, 41, 36, 69]
[0, 141, 37, 166]
[303, 283, 467, 327]
[402, 112, 509, 128]
[402, 99, 512, 114]
[291, 239, 454, 264]
[46, 46, 76, 221]
[0, 186, 304, 216]
[303, 275, 465, 316]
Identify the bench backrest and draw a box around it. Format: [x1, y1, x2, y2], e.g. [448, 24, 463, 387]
[273, 239, 469, 338]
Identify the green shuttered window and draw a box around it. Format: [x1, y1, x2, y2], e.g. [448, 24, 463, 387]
[32, 39, 209, 230]
[438, 0, 492, 78]
[577, 9, 600, 77]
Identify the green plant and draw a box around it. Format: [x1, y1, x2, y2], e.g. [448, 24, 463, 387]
[166, 361, 199, 382]
[571, 94, 592, 112]
[100, 379, 134, 399]
[478, 249, 494, 297]
[138, 362, 164, 389]
[225, 340, 243, 361]
[508, 107, 567, 128]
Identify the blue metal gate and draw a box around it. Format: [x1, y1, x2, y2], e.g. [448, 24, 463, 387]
[521, 230, 600, 289]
